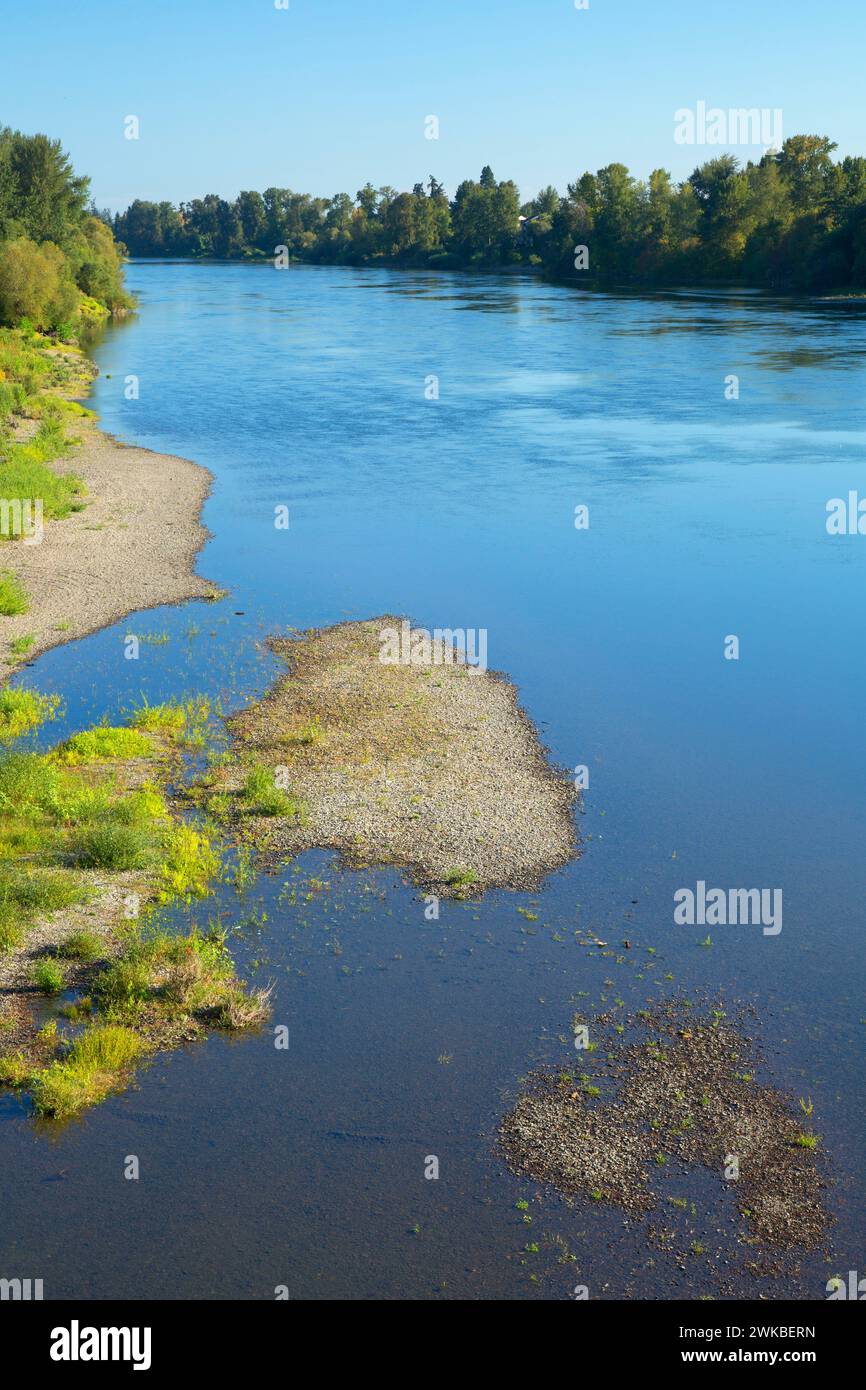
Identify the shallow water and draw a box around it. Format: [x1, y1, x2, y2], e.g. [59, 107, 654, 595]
[1, 263, 864, 1299]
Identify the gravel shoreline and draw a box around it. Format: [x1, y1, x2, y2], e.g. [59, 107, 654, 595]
[1, 415, 216, 670]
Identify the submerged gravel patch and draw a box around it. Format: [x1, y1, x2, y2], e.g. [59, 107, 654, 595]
[500, 999, 829, 1256]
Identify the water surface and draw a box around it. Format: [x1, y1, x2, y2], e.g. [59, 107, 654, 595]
[1, 264, 864, 1299]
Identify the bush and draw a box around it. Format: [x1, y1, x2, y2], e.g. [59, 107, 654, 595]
[0, 237, 78, 332]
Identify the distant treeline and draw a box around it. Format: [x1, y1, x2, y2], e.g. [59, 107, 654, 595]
[0, 127, 131, 333]
[113, 137, 866, 291]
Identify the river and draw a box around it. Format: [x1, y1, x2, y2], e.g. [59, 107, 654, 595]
[1, 262, 864, 1299]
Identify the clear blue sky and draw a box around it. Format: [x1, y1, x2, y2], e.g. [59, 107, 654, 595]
[5, 0, 865, 211]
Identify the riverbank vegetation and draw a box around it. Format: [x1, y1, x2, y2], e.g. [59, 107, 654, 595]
[0, 700, 271, 1120]
[114, 134, 866, 291]
[0, 126, 131, 334]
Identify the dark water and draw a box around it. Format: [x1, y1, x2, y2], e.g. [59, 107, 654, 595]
[1, 263, 864, 1299]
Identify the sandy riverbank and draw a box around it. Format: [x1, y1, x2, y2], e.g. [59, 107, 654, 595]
[1, 414, 217, 670]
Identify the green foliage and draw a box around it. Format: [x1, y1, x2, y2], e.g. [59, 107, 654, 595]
[0, 570, 29, 615]
[54, 726, 153, 763]
[157, 822, 221, 903]
[8, 633, 34, 660]
[31, 957, 65, 993]
[30, 1024, 144, 1118]
[0, 865, 88, 913]
[0, 687, 60, 741]
[0, 125, 131, 330]
[241, 763, 301, 817]
[71, 821, 154, 871]
[57, 930, 101, 962]
[0, 904, 24, 952]
[0, 237, 78, 331]
[113, 136, 866, 290]
[128, 695, 214, 746]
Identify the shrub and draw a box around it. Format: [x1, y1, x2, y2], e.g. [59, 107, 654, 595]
[0, 237, 78, 332]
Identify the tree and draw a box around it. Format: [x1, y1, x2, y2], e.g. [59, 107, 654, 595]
[776, 136, 837, 212]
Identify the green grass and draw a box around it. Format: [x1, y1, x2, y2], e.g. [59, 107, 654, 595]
[282, 717, 324, 747]
[0, 866, 89, 914]
[72, 821, 155, 871]
[30, 1024, 145, 1119]
[0, 688, 60, 742]
[0, 1052, 31, 1087]
[8, 634, 35, 660]
[0, 904, 24, 952]
[241, 763, 302, 817]
[95, 923, 267, 1029]
[128, 696, 214, 746]
[31, 958, 65, 994]
[0, 418, 84, 524]
[443, 867, 479, 892]
[157, 822, 221, 903]
[53, 726, 154, 764]
[0, 570, 28, 616]
[56, 930, 101, 962]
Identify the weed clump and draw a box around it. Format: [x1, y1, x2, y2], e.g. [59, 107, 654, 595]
[0, 688, 60, 742]
[54, 726, 153, 763]
[31, 1025, 144, 1119]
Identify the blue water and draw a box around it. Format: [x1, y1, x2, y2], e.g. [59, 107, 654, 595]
[1, 262, 864, 1299]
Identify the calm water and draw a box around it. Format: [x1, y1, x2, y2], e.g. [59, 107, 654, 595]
[1, 263, 864, 1299]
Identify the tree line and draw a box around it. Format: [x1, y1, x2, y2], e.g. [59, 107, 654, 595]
[0, 126, 131, 333]
[113, 137, 866, 291]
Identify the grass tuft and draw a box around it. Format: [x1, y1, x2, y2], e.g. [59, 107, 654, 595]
[54, 726, 153, 764]
[0, 570, 29, 616]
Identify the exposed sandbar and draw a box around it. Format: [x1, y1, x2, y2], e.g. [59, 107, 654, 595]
[217, 617, 578, 896]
